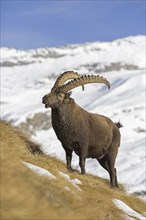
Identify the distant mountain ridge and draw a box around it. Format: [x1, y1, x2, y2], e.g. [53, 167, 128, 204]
[1, 35, 145, 70]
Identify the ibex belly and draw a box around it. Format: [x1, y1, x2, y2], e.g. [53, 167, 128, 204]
[87, 115, 113, 159]
[87, 144, 109, 159]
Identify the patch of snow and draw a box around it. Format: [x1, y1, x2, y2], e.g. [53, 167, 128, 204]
[64, 186, 71, 191]
[72, 178, 82, 185]
[22, 161, 56, 179]
[59, 171, 82, 191]
[113, 199, 146, 220]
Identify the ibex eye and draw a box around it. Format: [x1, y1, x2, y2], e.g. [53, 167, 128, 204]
[58, 94, 63, 98]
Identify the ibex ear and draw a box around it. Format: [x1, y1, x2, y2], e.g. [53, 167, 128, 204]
[68, 92, 72, 97]
[64, 92, 72, 103]
[66, 92, 72, 98]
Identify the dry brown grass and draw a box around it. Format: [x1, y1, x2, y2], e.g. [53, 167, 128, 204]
[1, 120, 146, 220]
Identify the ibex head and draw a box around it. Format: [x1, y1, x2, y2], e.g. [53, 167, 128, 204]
[42, 71, 110, 109]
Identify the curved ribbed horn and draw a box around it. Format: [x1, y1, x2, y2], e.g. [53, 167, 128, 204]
[51, 71, 84, 92]
[58, 75, 110, 93]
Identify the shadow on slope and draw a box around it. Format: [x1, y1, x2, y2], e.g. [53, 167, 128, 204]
[1, 120, 145, 220]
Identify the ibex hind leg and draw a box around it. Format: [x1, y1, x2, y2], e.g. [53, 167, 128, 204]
[98, 146, 119, 188]
[97, 156, 111, 184]
[98, 156, 109, 172]
[107, 145, 119, 188]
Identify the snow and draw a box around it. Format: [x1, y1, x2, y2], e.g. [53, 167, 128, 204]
[22, 161, 56, 179]
[59, 171, 82, 191]
[22, 161, 82, 192]
[1, 36, 145, 68]
[1, 35, 145, 199]
[113, 199, 146, 220]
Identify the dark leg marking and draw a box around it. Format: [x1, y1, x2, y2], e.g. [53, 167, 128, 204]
[65, 149, 73, 171]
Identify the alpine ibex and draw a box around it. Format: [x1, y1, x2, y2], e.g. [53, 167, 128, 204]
[42, 71, 122, 187]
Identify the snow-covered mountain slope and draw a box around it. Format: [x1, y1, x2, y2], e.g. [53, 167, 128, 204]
[1, 35, 145, 69]
[1, 35, 145, 199]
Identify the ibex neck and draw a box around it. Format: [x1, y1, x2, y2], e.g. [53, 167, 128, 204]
[52, 101, 75, 121]
[51, 100, 79, 144]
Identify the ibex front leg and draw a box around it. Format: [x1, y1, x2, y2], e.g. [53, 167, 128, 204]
[79, 157, 86, 174]
[65, 148, 73, 171]
[79, 147, 88, 174]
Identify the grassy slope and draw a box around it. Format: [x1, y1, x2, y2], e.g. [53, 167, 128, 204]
[1, 120, 146, 220]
